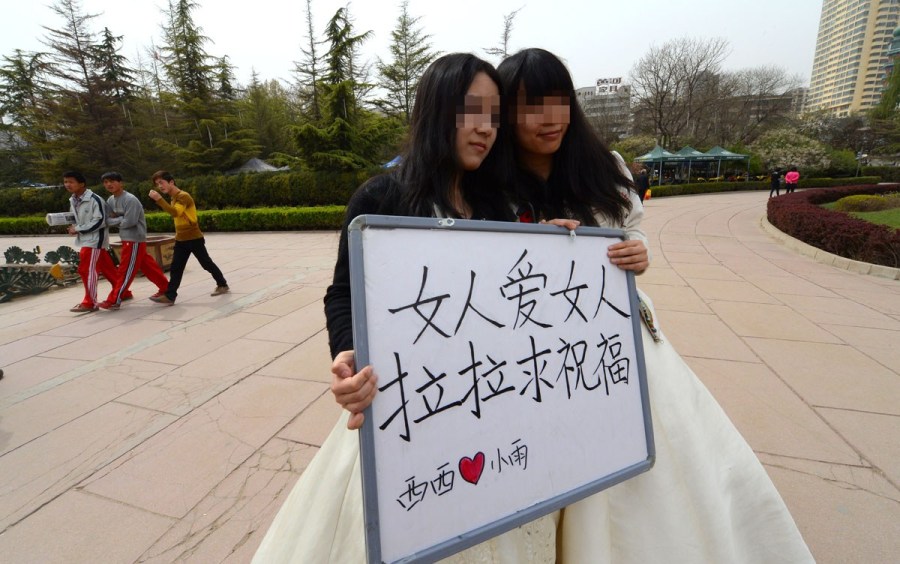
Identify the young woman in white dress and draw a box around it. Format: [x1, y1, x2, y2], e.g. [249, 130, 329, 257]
[254, 49, 814, 564]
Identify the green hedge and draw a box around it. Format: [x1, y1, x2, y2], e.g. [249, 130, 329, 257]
[0, 168, 381, 217]
[0, 206, 348, 235]
[648, 176, 881, 198]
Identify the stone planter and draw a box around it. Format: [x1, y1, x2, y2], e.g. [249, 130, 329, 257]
[110, 235, 177, 272]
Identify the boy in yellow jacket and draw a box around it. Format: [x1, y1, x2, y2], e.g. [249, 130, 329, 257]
[148, 170, 229, 305]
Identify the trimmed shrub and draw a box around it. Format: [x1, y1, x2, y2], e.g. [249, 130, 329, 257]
[767, 184, 900, 268]
[832, 193, 900, 212]
[649, 176, 880, 198]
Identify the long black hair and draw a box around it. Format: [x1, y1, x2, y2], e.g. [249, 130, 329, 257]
[397, 53, 513, 220]
[497, 48, 633, 226]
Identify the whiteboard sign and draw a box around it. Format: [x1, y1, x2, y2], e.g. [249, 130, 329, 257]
[349, 216, 654, 564]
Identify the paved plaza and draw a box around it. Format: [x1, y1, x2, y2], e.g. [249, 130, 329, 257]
[0, 190, 898, 563]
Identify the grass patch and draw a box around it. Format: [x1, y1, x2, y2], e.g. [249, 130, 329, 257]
[821, 201, 900, 229]
[848, 208, 900, 229]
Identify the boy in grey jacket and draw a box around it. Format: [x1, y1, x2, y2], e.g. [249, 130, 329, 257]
[64, 171, 117, 313]
[99, 172, 169, 309]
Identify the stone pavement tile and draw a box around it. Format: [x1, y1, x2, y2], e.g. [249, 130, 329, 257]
[717, 258, 794, 279]
[762, 460, 900, 564]
[636, 266, 687, 287]
[41, 320, 176, 361]
[740, 274, 840, 298]
[816, 407, 900, 486]
[0, 335, 76, 366]
[244, 301, 326, 345]
[257, 329, 332, 383]
[137, 438, 318, 564]
[0, 360, 163, 455]
[660, 243, 706, 254]
[41, 305, 161, 337]
[131, 312, 274, 365]
[687, 358, 861, 465]
[277, 391, 343, 447]
[830, 287, 900, 316]
[819, 324, 900, 372]
[772, 293, 900, 331]
[0, 357, 83, 400]
[798, 270, 885, 291]
[118, 338, 295, 416]
[242, 284, 324, 316]
[663, 251, 720, 265]
[669, 262, 742, 281]
[659, 234, 704, 247]
[745, 338, 900, 416]
[0, 490, 175, 564]
[300, 268, 335, 287]
[0, 314, 73, 345]
[223, 270, 289, 294]
[82, 375, 327, 519]
[0, 403, 176, 531]
[685, 278, 782, 304]
[655, 310, 757, 362]
[638, 283, 711, 314]
[708, 302, 842, 343]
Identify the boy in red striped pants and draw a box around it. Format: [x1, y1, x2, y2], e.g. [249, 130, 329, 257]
[99, 172, 168, 310]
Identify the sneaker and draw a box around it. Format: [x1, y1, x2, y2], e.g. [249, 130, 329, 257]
[149, 294, 174, 305]
[210, 285, 230, 296]
[149, 291, 166, 299]
[70, 303, 98, 313]
[98, 301, 120, 310]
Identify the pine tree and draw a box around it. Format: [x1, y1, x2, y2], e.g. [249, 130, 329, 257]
[293, 0, 323, 122]
[161, 0, 213, 104]
[376, 1, 436, 124]
[0, 50, 50, 183]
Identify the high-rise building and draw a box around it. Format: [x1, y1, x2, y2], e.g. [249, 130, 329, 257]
[806, 0, 900, 116]
[575, 78, 632, 141]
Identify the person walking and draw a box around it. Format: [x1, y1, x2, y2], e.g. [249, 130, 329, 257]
[769, 169, 781, 198]
[635, 168, 650, 202]
[98, 172, 169, 310]
[64, 171, 117, 313]
[784, 166, 800, 194]
[147, 171, 228, 305]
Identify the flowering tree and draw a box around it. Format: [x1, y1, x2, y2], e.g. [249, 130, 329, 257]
[750, 127, 830, 170]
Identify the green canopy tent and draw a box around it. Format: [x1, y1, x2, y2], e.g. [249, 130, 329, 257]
[703, 146, 750, 178]
[674, 146, 712, 182]
[635, 145, 680, 185]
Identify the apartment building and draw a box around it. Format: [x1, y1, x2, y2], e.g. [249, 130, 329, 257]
[806, 0, 900, 116]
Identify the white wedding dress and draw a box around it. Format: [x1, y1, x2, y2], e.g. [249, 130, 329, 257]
[253, 288, 814, 564]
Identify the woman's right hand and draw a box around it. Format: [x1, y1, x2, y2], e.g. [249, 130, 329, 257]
[331, 350, 378, 430]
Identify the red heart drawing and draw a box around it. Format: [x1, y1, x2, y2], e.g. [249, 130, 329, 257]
[459, 452, 485, 485]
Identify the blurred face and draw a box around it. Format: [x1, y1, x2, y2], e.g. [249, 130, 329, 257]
[103, 178, 124, 196]
[154, 178, 173, 194]
[454, 72, 500, 171]
[63, 176, 85, 195]
[514, 90, 570, 158]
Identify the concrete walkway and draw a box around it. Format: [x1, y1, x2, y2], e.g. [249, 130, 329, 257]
[0, 191, 897, 563]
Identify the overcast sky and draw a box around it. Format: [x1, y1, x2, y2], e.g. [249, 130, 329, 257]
[3, 0, 822, 89]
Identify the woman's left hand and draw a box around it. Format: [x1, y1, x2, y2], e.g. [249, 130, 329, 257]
[607, 239, 649, 273]
[540, 218, 580, 231]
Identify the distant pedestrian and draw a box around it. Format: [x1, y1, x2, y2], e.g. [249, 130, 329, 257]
[784, 166, 800, 194]
[148, 170, 229, 305]
[635, 168, 651, 202]
[64, 171, 117, 313]
[769, 169, 781, 198]
[99, 172, 169, 310]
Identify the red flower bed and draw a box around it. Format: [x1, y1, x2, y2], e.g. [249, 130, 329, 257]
[767, 184, 900, 268]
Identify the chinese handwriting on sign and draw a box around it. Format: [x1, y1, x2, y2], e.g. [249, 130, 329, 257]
[396, 441, 529, 512]
[379, 249, 633, 443]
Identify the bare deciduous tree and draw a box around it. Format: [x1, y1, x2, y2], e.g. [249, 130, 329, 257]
[630, 37, 729, 147]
